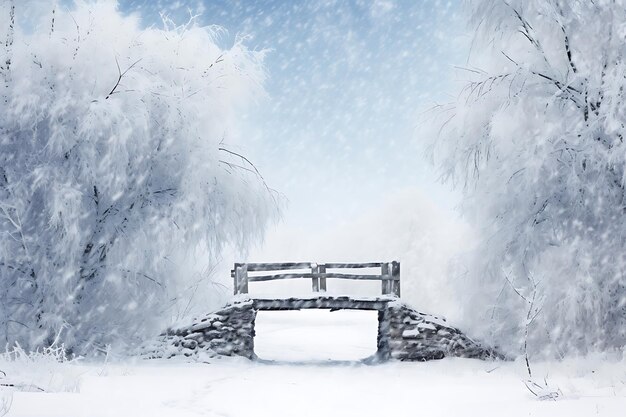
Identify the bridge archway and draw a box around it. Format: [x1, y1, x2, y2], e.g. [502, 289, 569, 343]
[253, 309, 379, 362]
[252, 296, 394, 361]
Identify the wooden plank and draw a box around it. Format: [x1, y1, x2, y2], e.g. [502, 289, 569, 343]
[233, 263, 241, 295]
[319, 265, 327, 292]
[241, 262, 313, 271]
[247, 272, 397, 282]
[241, 264, 249, 294]
[381, 263, 390, 295]
[253, 297, 390, 311]
[231, 262, 386, 275]
[311, 264, 320, 292]
[391, 261, 401, 297]
[323, 262, 384, 269]
[234, 264, 249, 294]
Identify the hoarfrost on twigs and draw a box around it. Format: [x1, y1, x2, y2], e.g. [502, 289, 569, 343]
[427, 0, 626, 357]
[0, 1, 277, 354]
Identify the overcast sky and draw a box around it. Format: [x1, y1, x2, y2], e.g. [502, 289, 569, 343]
[118, 0, 468, 259]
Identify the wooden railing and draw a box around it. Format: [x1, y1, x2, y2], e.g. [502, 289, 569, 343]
[230, 261, 400, 297]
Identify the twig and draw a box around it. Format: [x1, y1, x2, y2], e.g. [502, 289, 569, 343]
[105, 57, 142, 99]
[218, 146, 281, 208]
[50, 5, 56, 37]
[218, 147, 265, 181]
[503, 272, 529, 303]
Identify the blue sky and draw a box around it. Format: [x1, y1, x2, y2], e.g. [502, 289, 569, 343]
[119, 0, 467, 237]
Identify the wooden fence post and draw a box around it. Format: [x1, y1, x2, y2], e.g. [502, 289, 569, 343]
[319, 264, 327, 292]
[381, 262, 390, 295]
[311, 264, 320, 292]
[233, 263, 240, 295]
[391, 261, 400, 297]
[235, 263, 249, 294]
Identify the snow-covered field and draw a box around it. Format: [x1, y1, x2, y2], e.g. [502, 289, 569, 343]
[1, 310, 625, 417]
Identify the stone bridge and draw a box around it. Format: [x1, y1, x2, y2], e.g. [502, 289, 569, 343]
[145, 295, 503, 362]
[142, 262, 503, 362]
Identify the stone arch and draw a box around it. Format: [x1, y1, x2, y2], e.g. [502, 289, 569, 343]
[144, 296, 504, 362]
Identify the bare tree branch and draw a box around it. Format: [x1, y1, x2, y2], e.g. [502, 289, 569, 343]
[105, 57, 142, 99]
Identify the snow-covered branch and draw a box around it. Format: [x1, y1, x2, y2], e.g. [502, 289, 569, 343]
[427, 0, 626, 357]
[0, 1, 278, 354]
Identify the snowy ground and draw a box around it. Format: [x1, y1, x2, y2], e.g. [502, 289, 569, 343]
[1, 310, 625, 417]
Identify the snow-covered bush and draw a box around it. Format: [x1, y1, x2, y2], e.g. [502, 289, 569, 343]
[0, 1, 277, 354]
[0, 340, 81, 393]
[428, 0, 626, 357]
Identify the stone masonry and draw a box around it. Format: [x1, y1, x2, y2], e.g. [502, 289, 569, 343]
[378, 301, 504, 361]
[141, 297, 256, 360]
[141, 295, 504, 361]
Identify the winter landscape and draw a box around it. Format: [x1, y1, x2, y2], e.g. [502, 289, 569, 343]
[1, 0, 625, 416]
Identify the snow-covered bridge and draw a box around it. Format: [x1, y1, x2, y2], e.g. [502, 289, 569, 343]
[146, 262, 503, 362]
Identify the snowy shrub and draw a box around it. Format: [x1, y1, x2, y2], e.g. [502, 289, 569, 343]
[0, 1, 277, 354]
[427, 0, 626, 357]
[0, 338, 82, 394]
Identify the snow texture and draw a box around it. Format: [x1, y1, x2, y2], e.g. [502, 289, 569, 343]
[1, 311, 625, 417]
[427, 0, 626, 357]
[0, 1, 277, 354]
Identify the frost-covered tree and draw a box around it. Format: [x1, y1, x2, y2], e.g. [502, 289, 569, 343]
[429, 0, 626, 357]
[0, 1, 277, 354]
